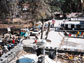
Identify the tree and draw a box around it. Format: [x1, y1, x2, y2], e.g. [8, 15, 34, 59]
[0, 0, 20, 24]
[0, 0, 9, 19]
[61, 0, 82, 13]
[18, 0, 51, 22]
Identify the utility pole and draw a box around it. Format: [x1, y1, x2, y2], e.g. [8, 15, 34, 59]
[45, 22, 50, 40]
[81, 0, 84, 12]
[41, 19, 44, 39]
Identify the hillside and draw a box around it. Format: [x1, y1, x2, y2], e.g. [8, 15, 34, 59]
[0, 0, 83, 25]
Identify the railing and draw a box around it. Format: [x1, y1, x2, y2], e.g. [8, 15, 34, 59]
[0, 43, 23, 63]
[24, 44, 84, 55]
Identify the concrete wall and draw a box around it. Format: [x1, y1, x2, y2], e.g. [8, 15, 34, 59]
[0, 43, 23, 63]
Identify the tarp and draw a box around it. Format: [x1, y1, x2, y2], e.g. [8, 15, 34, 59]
[17, 58, 34, 63]
[18, 54, 38, 63]
[24, 32, 28, 37]
[7, 27, 11, 32]
[20, 32, 25, 36]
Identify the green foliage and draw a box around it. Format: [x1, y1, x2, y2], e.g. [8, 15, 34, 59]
[0, 0, 82, 23]
[51, 6, 61, 12]
[0, 0, 10, 19]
